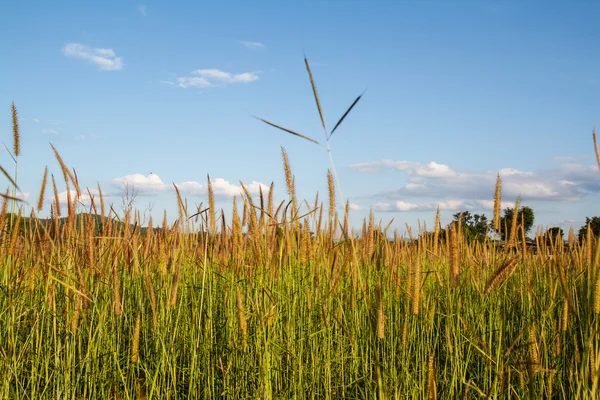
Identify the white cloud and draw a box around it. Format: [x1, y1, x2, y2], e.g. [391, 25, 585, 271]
[15, 192, 29, 203]
[112, 174, 167, 195]
[54, 188, 99, 207]
[414, 162, 457, 178]
[389, 200, 465, 212]
[33, 118, 40, 123]
[138, 5, 147, 16]
[63, 43, 124, 71]
[352, 159, 600, 203]
[349, 202, 361, 211]
[173, 69, 259, 89]
[241, 41, 265, 50]
[474, 199, 520, 211]
[112, 173, 269, 199]
[74, 135, 86, 141]
[175, 178, 269, 198]
[42, 128, 58, 135]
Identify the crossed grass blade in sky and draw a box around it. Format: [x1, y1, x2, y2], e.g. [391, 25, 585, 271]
[256, 54, 364, 146]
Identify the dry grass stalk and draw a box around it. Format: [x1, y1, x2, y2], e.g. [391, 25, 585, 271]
[131, 315, 141, 363]
[236, 287, 248, 351]
[493, 173, 502, 232]
[484, 257, 518, 294]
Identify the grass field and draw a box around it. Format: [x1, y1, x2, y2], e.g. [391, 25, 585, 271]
[2, 83, 599, 398]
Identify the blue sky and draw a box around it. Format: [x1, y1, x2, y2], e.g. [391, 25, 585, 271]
[1, 1, 599, 235]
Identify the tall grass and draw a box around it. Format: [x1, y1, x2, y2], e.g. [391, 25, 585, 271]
[0, 102, 598, 399]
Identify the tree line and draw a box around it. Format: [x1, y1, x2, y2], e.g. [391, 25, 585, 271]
[443, 207, 600, 243]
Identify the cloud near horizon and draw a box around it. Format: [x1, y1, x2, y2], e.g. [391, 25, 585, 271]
[168, 69, 259, 89]
[63, 43, 124, 71]
[351, 158, 600, 210]
[112, 174, 269, 198]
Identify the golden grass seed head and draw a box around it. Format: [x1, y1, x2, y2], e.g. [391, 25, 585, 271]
[427, 353, 437, 400]
[11, 101, 20, 157]
[493, 173, 502, 232]
[375, 282, 385, 339]
[131, 315, 141, 363]
[509, 196, 521, 245]
[327, 169, 335, 220]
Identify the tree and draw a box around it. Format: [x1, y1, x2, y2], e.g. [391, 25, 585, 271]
[578, 216, 600, 240]
[452, 211, 489, 241]
[497, 206, 535, 241]
[543, 227, 564, 246]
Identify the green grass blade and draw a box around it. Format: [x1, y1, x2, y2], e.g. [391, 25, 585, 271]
[304, 55, 327, 133]
[329, 91, 365, 138]
[255, 116, 320, 145]
[0, 165, 20, 191]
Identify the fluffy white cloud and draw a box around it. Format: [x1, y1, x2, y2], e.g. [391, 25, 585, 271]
[42, 128, 58, 135]
[349, 202, 361, 211]
[55, 189, 96, 207]
[174, 69, 259, 88]
[241, 41, 265, 49]
[352, 159, 600, 203]
[175, 178, 269, 198]
[112, 174, 167, 195]
[63, 43, 124, 71]
[33, 118, 40, 123]
[112, 174, 269, 199]
[414, 162, 456, 177]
